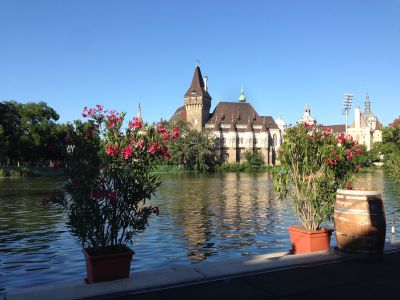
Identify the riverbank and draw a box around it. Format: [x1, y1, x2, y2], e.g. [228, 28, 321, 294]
[6, 241, 400, 300]
[154, 164, 276, 173]
[0, 166, 64, 177]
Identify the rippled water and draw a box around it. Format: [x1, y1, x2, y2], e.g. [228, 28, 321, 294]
[1, 169, 400, 291]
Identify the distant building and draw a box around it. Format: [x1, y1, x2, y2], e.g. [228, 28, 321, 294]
[170, 66, 282, 165]
[297, 105, 317, 125]
[347, 94, 383, 150]
[322, 94, 383, 150]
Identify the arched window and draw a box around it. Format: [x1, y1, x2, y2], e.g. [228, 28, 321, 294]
[273, 134, 277, 147]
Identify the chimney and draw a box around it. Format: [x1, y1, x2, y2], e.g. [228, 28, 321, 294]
[204, 76, 208, 92]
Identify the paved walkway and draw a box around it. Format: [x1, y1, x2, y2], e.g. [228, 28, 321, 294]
[7, 244, 400, 300]
[101, 250, 400, 300]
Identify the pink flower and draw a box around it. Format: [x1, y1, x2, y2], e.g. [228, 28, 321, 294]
[346, 149, 354, 160]
[121, 145, 133, 159]
[137, 140, 146, 148]
[106, 145, 119, 156]
[338, 133, 346, 145]
[355, 165, 361, 172]
[162, 132, 170, 143]
[157, 123, 166, 133]
[162, 148, 171, 158]
[347, 183, 353, 190]
[82, 113, 87, 118]
[172, 127, 180, 140]
[148, 142, 161, 155]
[108, 122, 115, 129]
[130, 117, 143, 130]
[355, 148, 363, 155]
[96, 104, 103, 112]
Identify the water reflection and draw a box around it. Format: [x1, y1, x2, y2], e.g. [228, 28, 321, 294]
[1, 170, 400, 291]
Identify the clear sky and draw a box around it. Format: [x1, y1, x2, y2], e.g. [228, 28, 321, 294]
[0, 0, 399, 126]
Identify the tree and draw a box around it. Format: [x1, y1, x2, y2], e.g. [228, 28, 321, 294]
[244, 151, 265, 172]
[166, 120, 215, 171]
[0, 101, 63, 166]
[379, 117, 400, 182]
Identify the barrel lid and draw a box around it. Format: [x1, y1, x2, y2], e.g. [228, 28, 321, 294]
[337, 189, 381, 196]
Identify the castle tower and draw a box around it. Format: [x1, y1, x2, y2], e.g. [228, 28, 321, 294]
[184, 66, 212, 132]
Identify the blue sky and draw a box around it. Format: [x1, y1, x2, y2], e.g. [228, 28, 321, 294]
[0, 0, 399, 126]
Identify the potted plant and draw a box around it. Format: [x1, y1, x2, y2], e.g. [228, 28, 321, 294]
[273, 124, 362, 254]
[56, 105, 180, 283]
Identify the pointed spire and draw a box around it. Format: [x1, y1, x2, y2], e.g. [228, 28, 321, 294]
[184, 66, 211, 98]
[365, 93, 371, 112]
[239, 85, 246, 102]
[137, 102, 142, 121]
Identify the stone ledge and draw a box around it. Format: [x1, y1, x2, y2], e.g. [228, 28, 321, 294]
[7, 241, 400, 300]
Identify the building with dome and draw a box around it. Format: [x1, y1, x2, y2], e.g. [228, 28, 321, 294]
[311, 94, 382, 151]
[347, 94, 383, 150]
[170, 66, 283, 165]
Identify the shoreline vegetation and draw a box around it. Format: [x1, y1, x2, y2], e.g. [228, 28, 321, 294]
[1, 164, 382, 178]
[2, 101, 393, 179]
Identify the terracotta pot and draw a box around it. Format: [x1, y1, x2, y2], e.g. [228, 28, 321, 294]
[288, 225, 333, 254]
[82, 244, 134, 283]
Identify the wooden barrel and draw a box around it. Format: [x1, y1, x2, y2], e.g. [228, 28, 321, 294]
[334, 189, 386, 255]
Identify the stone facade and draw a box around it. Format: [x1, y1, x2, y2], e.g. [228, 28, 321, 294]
[347, 94, 383, 150]
[171, 66, 282, 165]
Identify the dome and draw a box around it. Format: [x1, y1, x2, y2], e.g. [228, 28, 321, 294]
[275, 116, 286, 127]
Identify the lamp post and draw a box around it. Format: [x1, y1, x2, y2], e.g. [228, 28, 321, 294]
[343, 94, 353, 136]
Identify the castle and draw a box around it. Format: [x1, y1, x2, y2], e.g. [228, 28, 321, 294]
[170, 66, 282, 165]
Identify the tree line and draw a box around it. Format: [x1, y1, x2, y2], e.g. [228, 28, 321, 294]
[1, 100, 384, 176]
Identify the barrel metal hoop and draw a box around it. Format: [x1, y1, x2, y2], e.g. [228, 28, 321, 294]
[336, 195, 370, 200]
[334, 208, 371, 215]
[336, 232, 378, 240]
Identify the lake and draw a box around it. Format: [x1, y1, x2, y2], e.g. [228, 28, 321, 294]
[1, 169, 400, 291]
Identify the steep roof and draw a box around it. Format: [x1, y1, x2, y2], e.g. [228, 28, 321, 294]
[184, 66, 211, 99]
[322, 124, 346, 133]
[206, 102, 278, 131]
[170, 106, 187, 123]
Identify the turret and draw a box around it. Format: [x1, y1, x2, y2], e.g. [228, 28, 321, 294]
[184, 66, 212, 132]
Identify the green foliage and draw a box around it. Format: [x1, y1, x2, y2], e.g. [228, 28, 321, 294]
[215, 151, 273, 173]
[216, 162, 246, 172]
[56, 106, 176, 248]
[379, 117, 400, 181]
[154, 164, 187, 173]
[243, 151, 265, 172]
[165, 120, 215, 172]
[273, 125, 362, 231]
[354, 144, 377, 167]
[0, 101, 66, 168]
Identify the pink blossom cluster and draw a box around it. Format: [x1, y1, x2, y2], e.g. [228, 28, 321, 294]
[82, 105, 103, 118]
[105, 110, 123, 129]
[389, 118, 400, 128]
[129, 117, 143, 130]
[106, 145, 119, 156]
